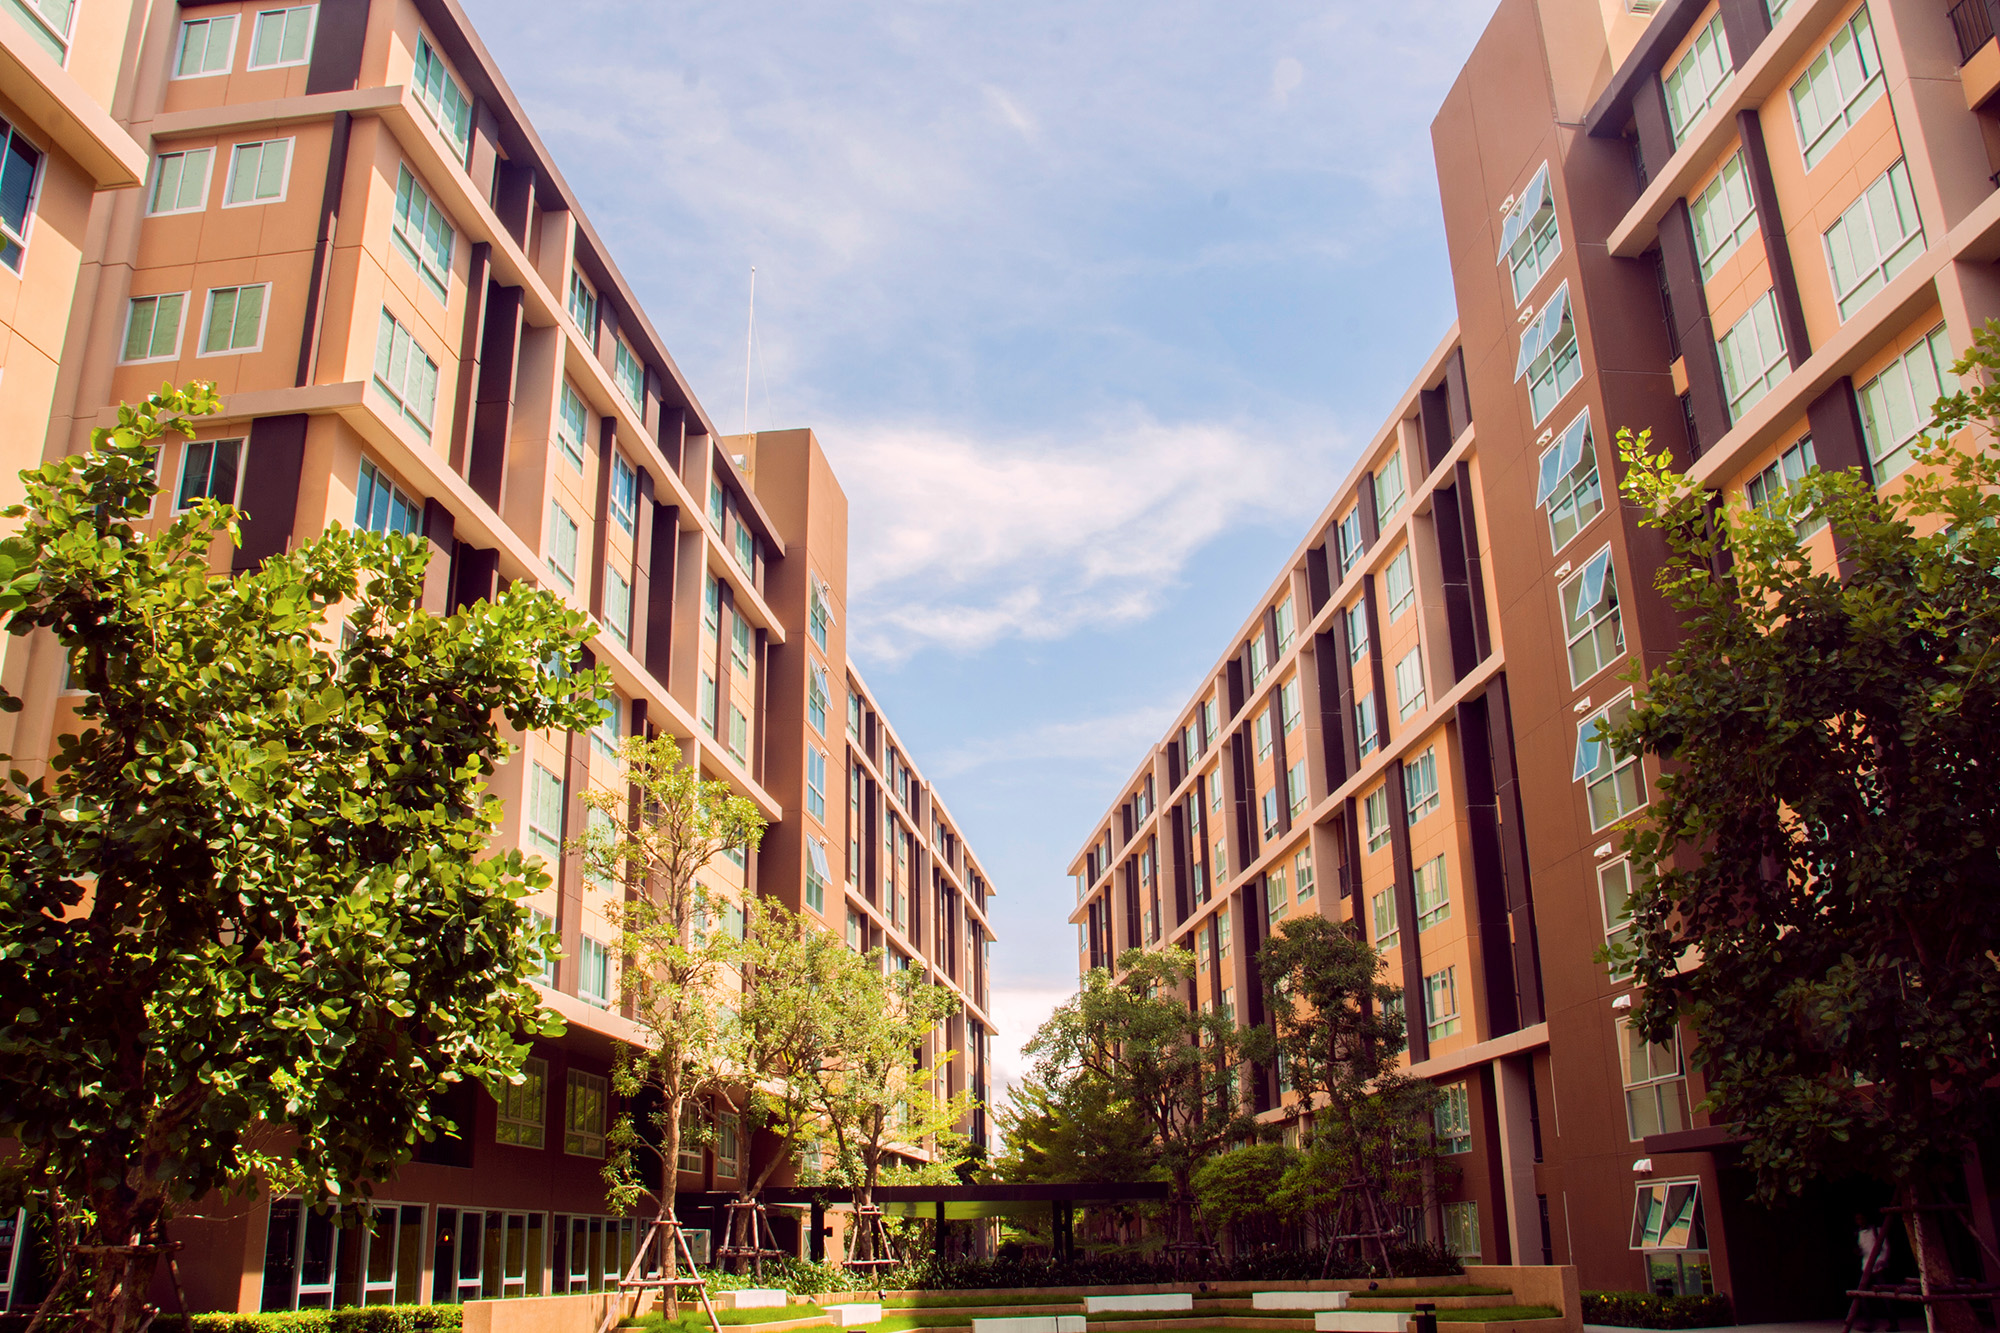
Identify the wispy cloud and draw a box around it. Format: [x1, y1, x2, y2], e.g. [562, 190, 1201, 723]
[830, 411, 1344, 661]
[929, 695, 1189, 781]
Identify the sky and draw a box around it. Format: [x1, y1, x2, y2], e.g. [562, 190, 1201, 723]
[464, 0, 1505, 1107]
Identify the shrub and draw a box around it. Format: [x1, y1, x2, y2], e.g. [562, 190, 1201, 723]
[702, 1257, 849, 1295]
[146, 1308, 462, 1333]
[1581, 1290, 1734, 1329]
[851, 1244, 1461, 1291]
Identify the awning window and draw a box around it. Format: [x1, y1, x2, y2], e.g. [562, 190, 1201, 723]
[1536, 410, 1592, 507]
[1630, 1180, 1708, 1250]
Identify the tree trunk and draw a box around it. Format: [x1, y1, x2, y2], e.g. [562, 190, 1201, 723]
[1899, 1186, 1980, 1333]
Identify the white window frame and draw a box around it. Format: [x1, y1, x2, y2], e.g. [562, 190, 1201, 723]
[1791, 7, 1885, 171]
[1294, 845, 1315, 900]
[568, 269, 597, 336]
[198, 284, 270, 356]
[147, 147, 212, 216]
[1717, 289, 1788, 420]
[575, 939, 611, 1012]
[1857, 324, 1956, 480]
[1823, 159, 1923, 322]
[1619, 1017, 1690, 1140]
[565, 1069, 609, 1155]
[390, 163, 455, 302]
[807, 746, 827, 822]
[1443, 1200, 1482, 1262]
[1374, 452, 1406, 521]
[806, 838, 830, 912]
[247, 6, 317, 69]
[173, 14, 237, 79]
[1405, 747, 1440, 823]
[1383, 547, 1415, 620]
[615, 338, 645, 407]
[557, 381, 589, 471]
[1663, 13, 1732, 145]
[1345, 602, 1369, 663]
[1372, 886, 1398, 950]
[808, 664, 829, 734]
[546, 500, 578, 591]
[1745, 436, 1825, 536]
[1434, 1081, 1472, 1153]
[1600, 857, 1637, 984]
[222, 138, 293, 207]
[1515, 283, 1581, 425]
[527, 761, 564, 860]
[495, 1055, 548, 1148]
[1414, 853, 1450, 931]
[372, 308, 440, 434]
[609, 453, 638, 533]
[10, 0, 73, 62]
[354, 456, 420, 536]
[412, 33, 474, 165]
[1537, 407, 1602, 553]
[1286, 759, 1307, 819]
[1395, 647, 1426, 721]
[603, 564, 631, 648]
[1689, 151, 1758, 281]
[1575, 692, 1647, 831]
[122, 292, 189, 363]
[1424, 965, 1461, 1041]
[0, 117, 44, 274]
[173, 437, 245, 512]
[1364, 786, 1391, 853]
[1498, 162, 1561, 304]
[1560, 546, 1623, 688]
[1355, 696, 1379, 757]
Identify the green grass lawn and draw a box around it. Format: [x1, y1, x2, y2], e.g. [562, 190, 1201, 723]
[627, 1307, 1564, 1333]
[881, 1295, 1081, 1309]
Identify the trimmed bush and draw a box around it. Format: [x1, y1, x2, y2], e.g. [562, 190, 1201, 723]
[703, 1257, 851, 1294]
[148, 1308, 461, 1333]
[1581, 1290, 1734, 1329]
[855, 1244, 1463, 1291]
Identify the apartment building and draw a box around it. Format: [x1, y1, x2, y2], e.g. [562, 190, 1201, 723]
[1070, 0, 1997, 1315]
[0, 0, 995, 1317]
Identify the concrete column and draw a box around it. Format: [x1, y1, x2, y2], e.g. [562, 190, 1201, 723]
[1491, 1054, 1544, 1270]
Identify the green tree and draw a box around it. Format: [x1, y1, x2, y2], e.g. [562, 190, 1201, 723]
[1193, 1143, 1302, 1254]
[1024, 947, 1248, 1253]
[810, 959, 969, 1266]
[0, 386, 599, 1332]
[994, 1068, 1152, 1186]
[1246, 915, 1439, 1267]
[1608, 327, 2000, 1297]
[581, 733, 765, 1293]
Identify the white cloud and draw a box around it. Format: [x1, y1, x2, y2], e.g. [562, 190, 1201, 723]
[828, 411, 1346, 661]
[987, 985, 1074, 1122]
[1271, 57, 1305, 105]
[931, 696, 1185, 780]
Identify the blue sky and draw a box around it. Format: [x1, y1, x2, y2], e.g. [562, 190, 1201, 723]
[466, 0, 1503, 1091]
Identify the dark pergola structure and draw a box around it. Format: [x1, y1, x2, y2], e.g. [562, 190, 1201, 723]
[681, 1182, 1171, 1265]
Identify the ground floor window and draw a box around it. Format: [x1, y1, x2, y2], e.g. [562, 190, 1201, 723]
[261, 1199, 425, 1311]
[1442, 1200, 1481, 1262]
[1631, 1179, 1713, 1295]
[552, 1214, 638, 1293]
[0, 1209, 23, 1311]
[431, 1209, 545, 1303]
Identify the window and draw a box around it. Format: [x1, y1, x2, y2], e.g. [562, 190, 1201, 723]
[1355, 697, 1379, 757]
[495, 1057, 547, 1148]
[805, 839, 830, 913]
[1203, 698, 1219, 743]
[176, 438, 243, 511]
[1561, 547, 1623, 686]
[716, 1114, 741, 1180]
[528, 908, 559, 986]
[1254, 709, 1273, 761]
[1342, 604, 1369, 666]
[1516, 284, 1580, 425]
[1278, 678, 1302, 732]
[703, 574, 721, 635]
[1371, 888, 1399, 951]
[1260, 788, 1280, 839]
[803, 666, 829, 736]
[1537, 408, 1602, 551]
[591, 696, 622, 762]
[200, 285, 267, 354]
[248, 6, 315, 67]
[1690, 152, 1758, 280]
[1383, 548, 1414, 620]
[1247, 634, 1269, 687]
[1857, 324, 1957, 479]
[9, 0, 72, 61]
[1287, 760, 1307, 819]
[1337, 508, 1364, 574]
[354, 457, 420, 536]
[1266, 866, 1288, 930]
[1274, 597, 1296, 651]
[1619, 1019, 1690, 1139]
[731, 613, 751, 672]
[147, 148, 211, 215]
[708, 479, 726, 532]
[1405, 748, 1439, 823]
[1767, 0, 1790, 18]
[527, 762, 563, 859]
[1746, 437, 1824, 536]
[615, 339, 645, 406]
[1424, 965, 1460, 1040]
[698, 673, 717, 734]
[1295, 845, 1315, 899]
[556, 382, 588, 471]
[807, 747, 827, 821]
[609, 454, 638, 533]
[1600, 858, 1637, 983]
[847, 691, 862, 739]
[1364, 787, 1391, 853]
[545, 501, 578, 591]
[565, 1070, 608, 1155]
[1663, 14, 1732, 144]
[1791, 8, 1884, 170]
[225, 139, 291, 205]
[412, 35, 473, 164]
[809, 577, 834, 649]
[1414, 853, 1450, 930]
[1374, 452, 1406, 521]
[373, 309, 440, 433]
[576, 937, 610, 1010]
[1718, 290, 1788, 420]
[1395, 648, 1426, 721]
[847, 909, 864, 950]
[1217, 910, 1231, 954]
[1824, 160, 1923, 321]
[1499, 162, 1560, 303]
[175, 15, 236, 77]
[123, 293, 186, 362]
[1576, 694, 1647, 830]
[568, 268, 597, 335]
[390, 165, 455, 301]
[1434, 1082, 1472, 1153]
[0, 121, 41, 274]
[1631, 1179, 1708, 1251]
[1443, 1201, 1482, 1262]
[602, 566, 631, 649]
[728, 705, 747, 762]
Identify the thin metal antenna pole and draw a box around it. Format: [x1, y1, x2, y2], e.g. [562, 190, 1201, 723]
[742, 266, 756, 436]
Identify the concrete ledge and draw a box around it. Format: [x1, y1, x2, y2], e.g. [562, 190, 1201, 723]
[728, 1289, 791, 1309]
[971, 1318, 1086, 1333]
[1086, 1295, 1195, 1314]
[1254, 1293, 1350, 1311]
[828, 1304, 886, 1327]
[1314, 1316, 1407, 1333]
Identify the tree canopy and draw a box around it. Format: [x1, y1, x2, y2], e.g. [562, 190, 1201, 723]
[1610, 324, 2000, 1223]
[0, 387, 600, 1331]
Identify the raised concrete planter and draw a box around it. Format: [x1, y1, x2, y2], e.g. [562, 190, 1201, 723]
[827, 1303, 885, 1327]
[1083, 1295, 1195, 1314]
[971, 1318, 1087, 1333]
[731, 1289, 791, 1309]
[1254, 1292, 1350, 1311]
[1314, 1314, 1408, 1333]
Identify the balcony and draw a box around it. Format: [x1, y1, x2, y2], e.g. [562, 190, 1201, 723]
[1951, 0, 2000, 109]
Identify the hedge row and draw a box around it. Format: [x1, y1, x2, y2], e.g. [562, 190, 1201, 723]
[1580, 1290, 1734, 1329]
[865, 1243, 1465, 1290]
[149, 1309, 461, 1333]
